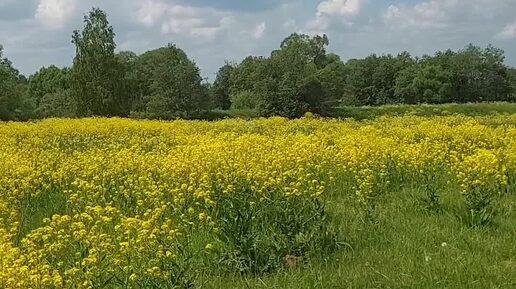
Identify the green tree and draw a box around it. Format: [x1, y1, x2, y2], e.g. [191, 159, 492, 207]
[115, 51, 140, 113]
[345, 52, 414, 105]
[278, 33, 330, 68]
[222, 34, 341, 117]
[212, 63, 234, 109]
[395, 64, 453, 104]
[37, 89, 77, 118]
[422, 45, 512, 103]
[0, 45, 29, 120]
[71, 8, 129, 117]
[316, 53, 348, 105]
[251, 34, 334, 117]
[229, 90, 261, 110]
[229, 56, 269, 95]
[509, 67, 516, 100]
[475, 45, 512, 102]
[134, 44, 208, 118]
[28, 66, 75, 117]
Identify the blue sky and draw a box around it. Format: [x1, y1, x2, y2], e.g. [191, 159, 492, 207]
[1, 0, 515, 80]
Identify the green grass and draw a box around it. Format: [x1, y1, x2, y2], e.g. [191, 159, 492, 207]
[334, 102, 516, 120]
[208, 102, 516, 121]
[8, 110, 516, 288]
[13, 163, 516, 288]
[197, 183, 516, 288]
[210, 108, 259, 119]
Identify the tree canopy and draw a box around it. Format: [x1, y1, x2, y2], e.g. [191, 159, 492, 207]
[0, 45, 29, 120]
[0, 8, 515, 121]
[130, 44, 208, 118]
[71, 8, 128, 117]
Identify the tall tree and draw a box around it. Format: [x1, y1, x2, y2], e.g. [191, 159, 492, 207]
[71, 8, 128, 117]
[509, 68, 516, 100]
[29, 66, 70, 106]
[212, 63, 234, 110]
[258, 33, 330, 117]
[345, 52, 414, 105]
[395, 64, 453, 104]
[0, 45, 29, 120]
[278, 33, 329, 67]
[422, 45, 512, 103]
[135, 44, 208, 118]
[230, 34, 335, 117]
[28, 66, 76, 117]
[220, 34, 347, 117]
[316, 53, 348, 105]
[115, 51, 140, 113]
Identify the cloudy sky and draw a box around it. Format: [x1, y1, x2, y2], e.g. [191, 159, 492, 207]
[1, 0, 516, 79]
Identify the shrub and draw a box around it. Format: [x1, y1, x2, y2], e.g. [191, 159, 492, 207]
[230, 90, 261, 110]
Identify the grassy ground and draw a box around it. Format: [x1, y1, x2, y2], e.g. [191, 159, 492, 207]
[198, 183, 516, 288]
[206, 102, 516, 121]
[3, 113, 515, 288]
[334, 102, 516, 120]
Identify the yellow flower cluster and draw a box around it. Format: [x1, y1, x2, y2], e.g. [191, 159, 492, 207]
[0, 115, 515, 288]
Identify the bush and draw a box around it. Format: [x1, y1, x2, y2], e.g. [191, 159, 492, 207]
[460, 187, 498, 227]
[230, 90, 261, 110]
[36, 89, 77, 118]
[211, 182, 337, 274]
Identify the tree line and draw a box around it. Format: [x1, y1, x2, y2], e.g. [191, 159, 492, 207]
[1, 8, 516, 121]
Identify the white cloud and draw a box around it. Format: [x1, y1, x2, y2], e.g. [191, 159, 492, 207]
[383, 0, 456, 30]
[282, 19, 297, 30]
[305, 16, 330, 34]
[252, 22, 266, 39]
[496, 20, 516, 39]
[304, 0, 364, 34]
[137, 0, 168, 27]
[3, 0, 516, 78]
[380, 0, 515, 31]
[35, 0, 77, 29]
[317, 0, 364, 17]
[136, 0, 230, 40]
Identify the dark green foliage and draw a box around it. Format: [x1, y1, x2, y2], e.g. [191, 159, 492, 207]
[230, 90, 261, 110]
[0, 45, 30, 120]
[115, 51, 140, 113]
[212, 183, 337, 274]
[227, 34, 339, 118]
[29, 66, 75, 117]
[459, 188, 498, 227]
[71, 8, 129, 117]
[261, 34, 335, 117]
[345, 52, 414, 105]
[421, 45, 513, 103]
[134, 44, 208, 118]
[344, 45, 514, 106]
[29, 66, 70, 106]
[509, 68, 516, 99]
[36, 89, 77, 118]
[212, 63, 234, 109]
[228, 56, 269, 102]
[395, 64, 453, 104]
[3, 22, 516, 120]
[316, 53, 348, 105]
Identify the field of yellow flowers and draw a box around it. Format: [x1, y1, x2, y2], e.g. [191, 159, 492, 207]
[1, 114, 516, 289]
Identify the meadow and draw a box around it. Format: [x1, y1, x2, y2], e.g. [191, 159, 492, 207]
[1, 113, 516, 289]
[198, 102, 516, 121]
